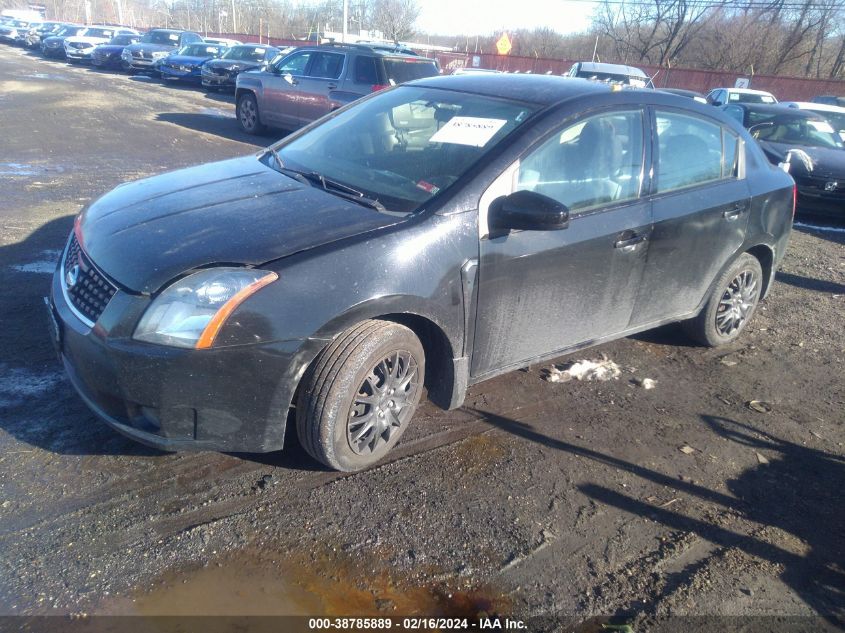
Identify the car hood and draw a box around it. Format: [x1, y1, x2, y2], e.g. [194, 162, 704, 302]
[761, 141, 845, 178]
[126, 42, 176, 54]
[204, 58, 262, 72]
[162, 54, 213, 66]
[78, 156, 406, 294]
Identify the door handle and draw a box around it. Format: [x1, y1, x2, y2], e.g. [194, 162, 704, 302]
[614, 234, 647, 250]
[327, 83, 337, 90]
[723, 203, 747, 220]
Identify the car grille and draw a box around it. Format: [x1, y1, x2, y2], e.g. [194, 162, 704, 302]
[63, 233, 118, 325]
[70, 42, 87, 49]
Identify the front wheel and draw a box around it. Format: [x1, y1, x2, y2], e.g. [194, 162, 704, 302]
[236, 92, 265, 134]
[683, 253, 763, 346]
[296, 320, 425, 472]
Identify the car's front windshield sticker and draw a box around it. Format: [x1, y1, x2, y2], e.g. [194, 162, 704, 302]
[429, 116, 507, 147]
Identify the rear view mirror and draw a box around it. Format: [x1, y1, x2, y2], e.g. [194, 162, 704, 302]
[489, 190, 570, 233]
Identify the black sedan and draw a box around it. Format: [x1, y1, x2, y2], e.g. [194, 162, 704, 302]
[40, 24, 84, 58]
[723, 102, 845, 219]
[91, 33, 141, 70]
[200, 43, 282, 91]
[49, 76, 794, 471]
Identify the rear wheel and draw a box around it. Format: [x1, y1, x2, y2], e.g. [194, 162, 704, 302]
[237, 92, 265, 134]
[296, 320, 425, 472]
[683, 253, 763, 346]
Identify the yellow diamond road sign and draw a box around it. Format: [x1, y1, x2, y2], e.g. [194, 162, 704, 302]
[496, 33, 512, 55]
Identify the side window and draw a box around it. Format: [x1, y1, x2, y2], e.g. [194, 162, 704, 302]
[277, 51, 312, 75]
[516, 110, 644, 214]
[656, 111, 724, 192]
[308, 52, 344, 79]
[354, 55, 379, 84]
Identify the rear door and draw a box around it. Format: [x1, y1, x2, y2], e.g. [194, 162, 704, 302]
[472, 107, 653, 377]
[296, 51, 346, 124]
[629, 108, 750, 326]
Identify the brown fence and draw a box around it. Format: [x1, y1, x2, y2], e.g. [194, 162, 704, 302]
[206, 32, 845, 102]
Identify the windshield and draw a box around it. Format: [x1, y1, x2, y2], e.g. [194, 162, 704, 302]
[141, 30, 179, 45]
[55, 25, 83, 37]
[730, 92, 776, 104]
[271, 86, 537, 214]
[222, 45, 270, 62]
[80, 27, 114, 39]
[810, 110, 845, 137]
[109, 34, 137, 45]
[754, 115, 844, 149]
[177, 43, 222, 56]
[576, 70, 648, 87]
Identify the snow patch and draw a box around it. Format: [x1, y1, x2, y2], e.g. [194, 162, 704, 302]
[10, 250, 61, 274]
[794, 221, 845, 235]
[0, 365, 64, 409]
[542, 358, 622, 383]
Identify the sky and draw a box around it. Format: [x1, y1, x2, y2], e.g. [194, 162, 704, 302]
[414, 0, 597, 37]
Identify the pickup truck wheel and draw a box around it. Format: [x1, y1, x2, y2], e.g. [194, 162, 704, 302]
[237, 92, 265, 134]
[684, 253, 762, 347]
[296, 320, 425, 472]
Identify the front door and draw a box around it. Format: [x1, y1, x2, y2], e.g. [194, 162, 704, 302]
[263, 50, 313, 129]
[472, 108, 653, 377]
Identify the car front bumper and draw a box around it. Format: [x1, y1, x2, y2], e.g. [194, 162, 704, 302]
[796, 186, 844, 219]
[65, 49, 94, 61]
[201, 71, 236, 88]
[48, 259, 306, 453]
[160, 65, 202, 81]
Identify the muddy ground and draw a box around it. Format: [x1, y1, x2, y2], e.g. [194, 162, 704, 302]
[0, 45, 843, 632]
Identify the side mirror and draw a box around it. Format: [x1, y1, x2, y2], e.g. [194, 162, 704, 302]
[283, 72, 296, 85]
[748, 121, 773, 139]
[489, 190, 570, 233]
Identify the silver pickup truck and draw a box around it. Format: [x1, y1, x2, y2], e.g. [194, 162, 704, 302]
[235, 42, 440, 134]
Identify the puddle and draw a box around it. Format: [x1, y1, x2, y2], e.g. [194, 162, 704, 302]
[22, 72, 69, 81]
[794, 221, 845, 235]
[10, 249, 61, 274]
[0, 365, 64, 409]
[0, 163, 65, 177]
[101, 547, 507, 617]
[199, 107, 235, 119]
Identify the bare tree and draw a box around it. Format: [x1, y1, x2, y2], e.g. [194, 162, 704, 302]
[371, 0, 419, 42]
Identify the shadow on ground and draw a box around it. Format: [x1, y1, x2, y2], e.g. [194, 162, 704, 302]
[467, 407, 845, 627]
[156, 112, 269, 146]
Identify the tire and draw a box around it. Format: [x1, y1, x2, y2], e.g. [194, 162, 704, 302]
[296, 320, 425, 472]
[683, 253, 763, 347]
[236, 92, 265, 134]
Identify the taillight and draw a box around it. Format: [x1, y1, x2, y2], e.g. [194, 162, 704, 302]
[371, 84, 388, 92]
[792, 183, 797, 219]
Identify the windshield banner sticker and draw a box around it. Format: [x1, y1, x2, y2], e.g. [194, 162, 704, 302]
[429, 117, 507, 147]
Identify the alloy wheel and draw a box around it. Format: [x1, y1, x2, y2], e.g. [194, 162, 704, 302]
[347, 350, 420, 455]
[715, 269, 758, 336]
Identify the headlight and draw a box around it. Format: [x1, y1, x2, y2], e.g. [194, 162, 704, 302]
[121, 49, 131, 58]
[134, 268, 277, 349]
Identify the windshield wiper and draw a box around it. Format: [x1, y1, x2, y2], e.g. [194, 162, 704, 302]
[270, 162, 386, 211]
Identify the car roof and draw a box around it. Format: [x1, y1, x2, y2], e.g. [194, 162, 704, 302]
[714, 87, 775, 95]
[304, 42, 423, 58]
[575, 61, 648, 78]
[782, 101, 845, 113]
[730, 103, 824, 118]
[411, 73, 629, 105]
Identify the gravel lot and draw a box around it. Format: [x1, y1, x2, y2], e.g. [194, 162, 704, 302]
[0, 45, 843, 631]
